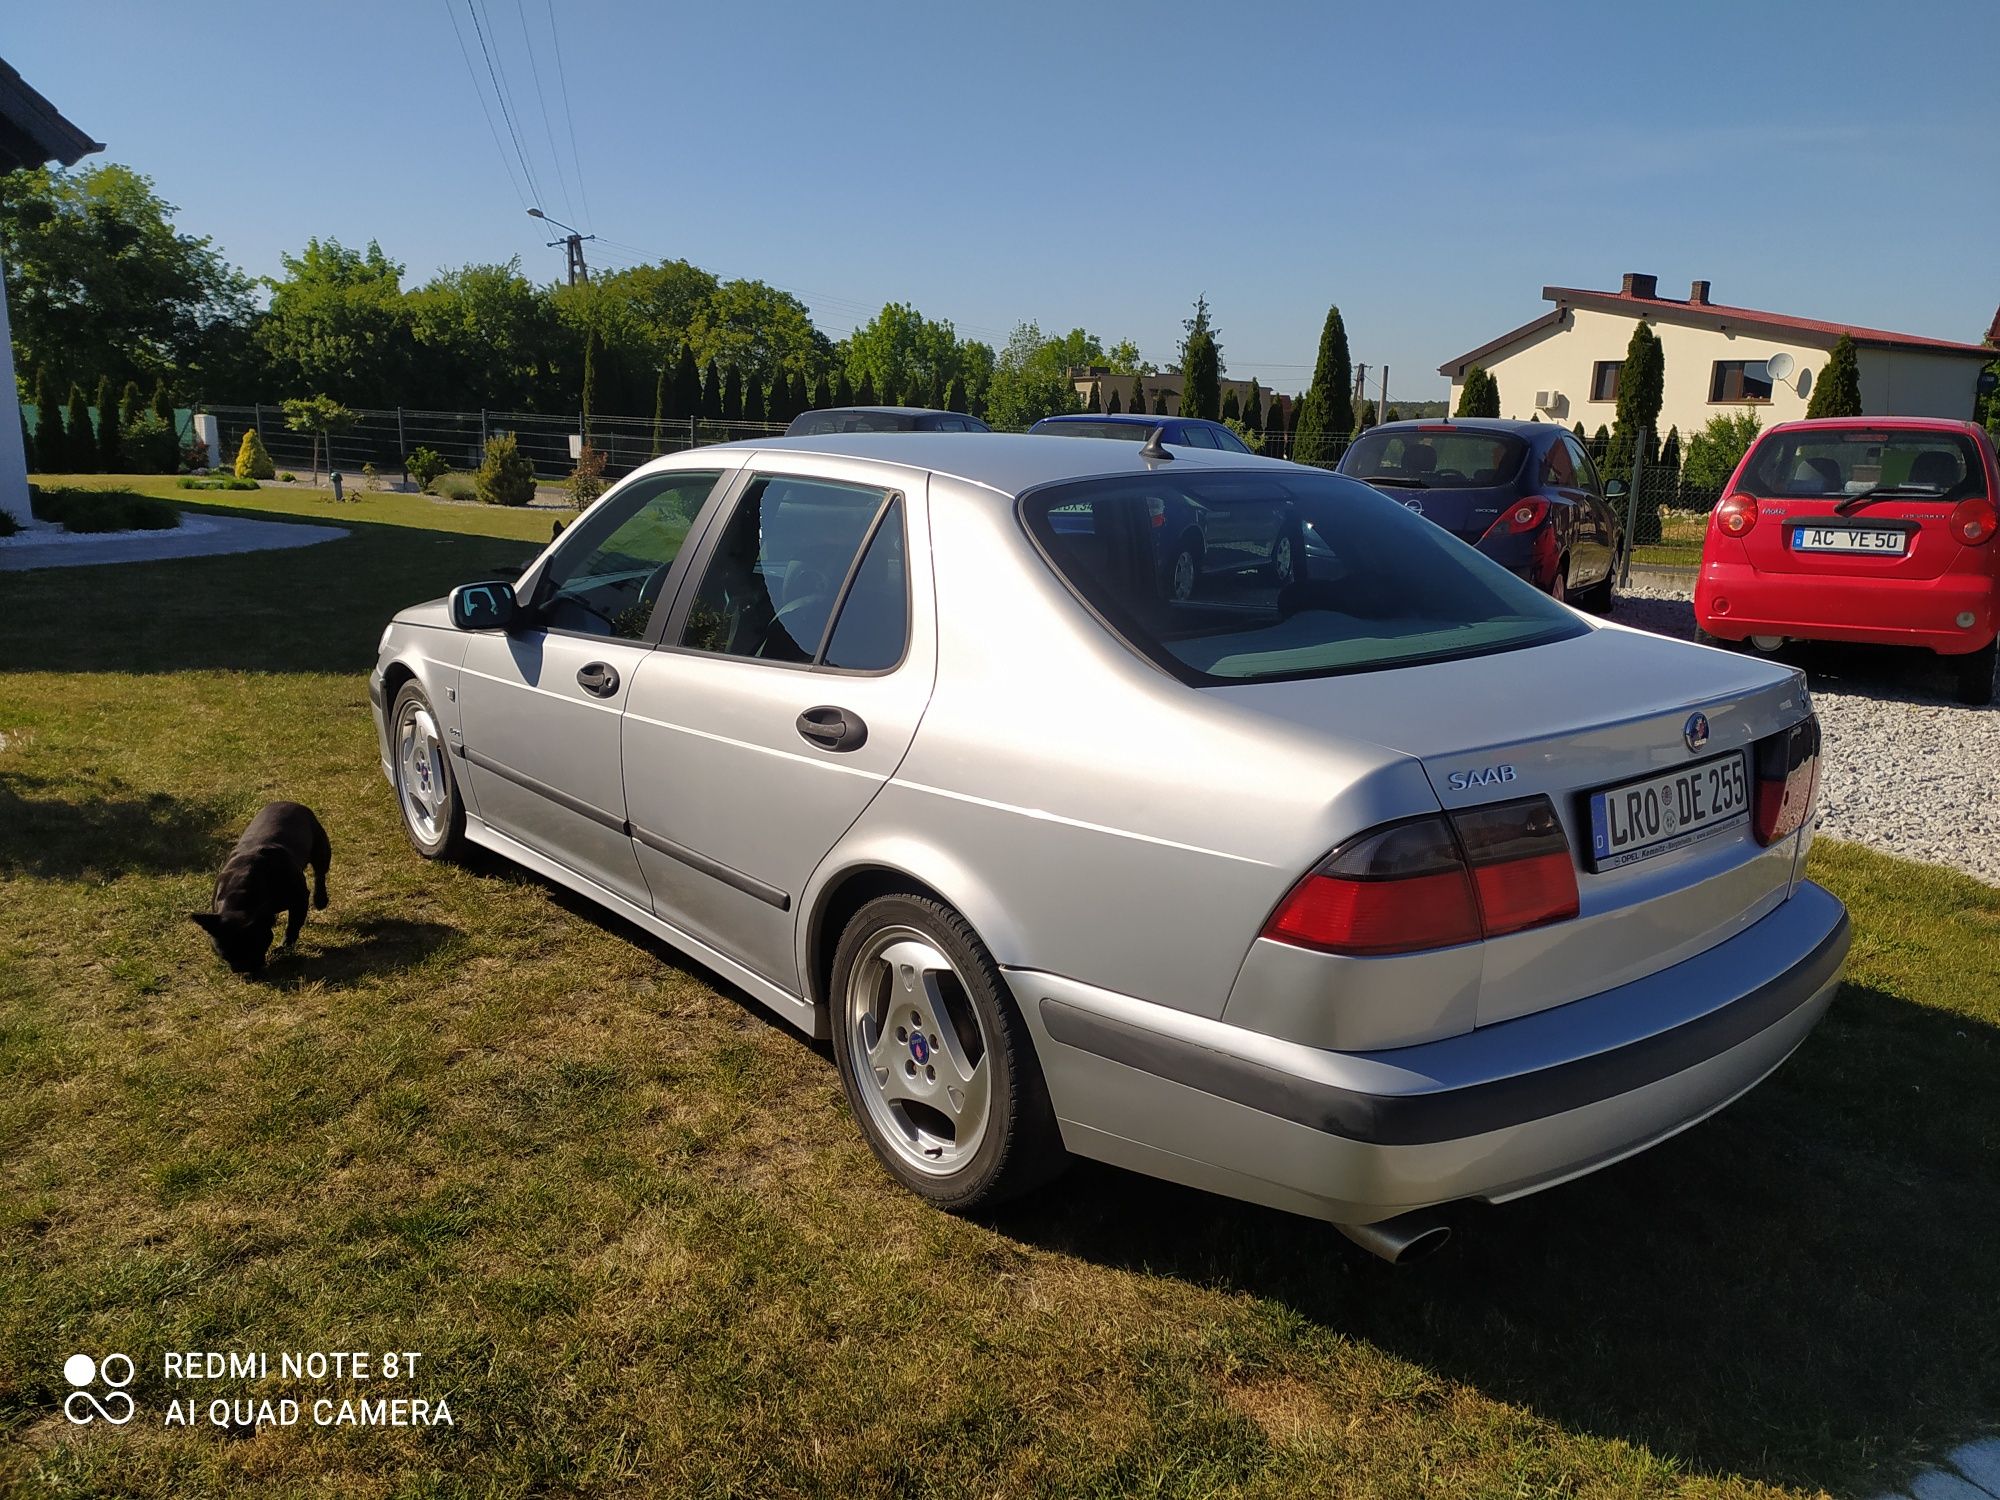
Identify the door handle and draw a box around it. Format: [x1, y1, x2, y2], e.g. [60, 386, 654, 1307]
[576, 661, 620, 698]
[796, 705, 867, 753]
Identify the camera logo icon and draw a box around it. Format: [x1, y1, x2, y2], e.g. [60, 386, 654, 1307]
[63, 1353, 135, 1425]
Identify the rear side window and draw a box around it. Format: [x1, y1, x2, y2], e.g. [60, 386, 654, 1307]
[1343, 429, 1528, 490]
[1179, 425, 1219, 449]
[680, 476, 894, 663]
[822, 499, 907, 670]
[1737, 428, 1988, 501]
[1023, 470, 1583, 684]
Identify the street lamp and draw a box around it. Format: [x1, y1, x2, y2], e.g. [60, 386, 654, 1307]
[527, 207, 595, 285]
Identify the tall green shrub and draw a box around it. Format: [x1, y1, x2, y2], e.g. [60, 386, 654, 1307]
[1180, 296, 1222, 421]
[1806, 334, 1863, 418]
[1683, 410, 1763, 492]
[702, 359, 723, 420]
[723, 367, 744, 421]
[1609, 321, 1665, 474]
[1105, 387, 1122, 415]
[118, 380, 144, 431]
[1455, 366, 1500, 418]
[1290, 304, 1354, 465]
[1085, 381, 1101, 413]
[475, 432, 537, 506]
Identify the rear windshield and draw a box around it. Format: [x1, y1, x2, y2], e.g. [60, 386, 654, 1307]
[1342, 428, 1528, 490]
[789, 411, 918, 435]
[1738, 428, 1988, 501]
[1034, 421, 1150, 442]
[1022, 470, 1585, 685]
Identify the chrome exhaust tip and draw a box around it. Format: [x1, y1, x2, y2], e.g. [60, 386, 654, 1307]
[1337, 1210, 1454, 1265]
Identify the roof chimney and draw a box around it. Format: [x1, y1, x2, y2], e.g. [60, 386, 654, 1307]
[1689, 280, 1711, 306]
[1620, 272, 1658, 300]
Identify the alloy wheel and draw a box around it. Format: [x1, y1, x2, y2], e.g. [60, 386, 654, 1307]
[396, 701, 447, 845]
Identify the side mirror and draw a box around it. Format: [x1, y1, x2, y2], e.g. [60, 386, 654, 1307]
[448, 580, 520, 631]
[1604, 479, 1629, 500]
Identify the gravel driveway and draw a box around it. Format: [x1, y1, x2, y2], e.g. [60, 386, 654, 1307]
[1612, 579, 2000, 886]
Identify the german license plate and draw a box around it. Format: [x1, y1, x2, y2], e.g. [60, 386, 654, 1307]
[1587, 752, 1749, 871]
[1792, 526, 1906, 554]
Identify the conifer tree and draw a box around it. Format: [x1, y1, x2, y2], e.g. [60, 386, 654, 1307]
[816, 373, 835, 411]
[744, 372, 766, 425]
[1241, 382, 1262, 437]
[1291, 304, 1355, 464]
[857, 371, 878, 407]
[1180, 296, 1222, 420]
[722, 367, 744, 422]
[1805, 334, 1862, 418]
[650, 365, 668, 455]
[702, 359, 723, 420]
[1153, 384, 1171, 417]
[943, 376, 966, 413]
[31, 369, 64, 471]
[150, 378, 171, 423]
[66, 383, 95, 472]
[118, 380, 144, 431]
[674, 345, 700, 420]
[1221, 387, 1240, 424]
[1086, 381, 1101, 413]
[1105, 387, 1122, 415]
[835, 370, 855, 407]
[95, 375, 122, 470]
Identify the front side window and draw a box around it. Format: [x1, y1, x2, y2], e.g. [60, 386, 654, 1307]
[679, 475, 899, 664]
[1736, 428, 1987, 500]
[535, 470, 720, 639]
[1590, 361, 1622, 402]
[1023, 470, 1584, 685]
[1711, 361, 1774, 402]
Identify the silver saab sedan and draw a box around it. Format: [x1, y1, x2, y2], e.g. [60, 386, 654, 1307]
[369, 433, 1848, 1261]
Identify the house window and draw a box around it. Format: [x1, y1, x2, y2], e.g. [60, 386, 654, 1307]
[1711, 360, 1774, 403]
[1590, 361, 1621, 402]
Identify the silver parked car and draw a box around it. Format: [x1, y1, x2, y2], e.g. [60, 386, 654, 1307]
[370, 434, 1847, 1260]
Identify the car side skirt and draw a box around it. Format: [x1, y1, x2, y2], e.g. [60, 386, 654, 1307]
[462, 815, 824, 1039]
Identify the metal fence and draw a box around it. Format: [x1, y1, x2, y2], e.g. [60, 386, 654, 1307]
[205, 404, 787, 485]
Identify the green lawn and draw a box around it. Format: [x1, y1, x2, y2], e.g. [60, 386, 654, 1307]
[2, 478, 1997, 1497]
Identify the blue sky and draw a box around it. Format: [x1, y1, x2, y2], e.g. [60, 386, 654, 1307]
[10, 1, 1997, 400]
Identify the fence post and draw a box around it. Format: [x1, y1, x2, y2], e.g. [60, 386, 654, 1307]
[689, 415, 696, 451]
[396, 407, 407, 484]
[480, 409, 489, 453]
[253, 403, 264, 440]
[1619, 425, 1649, 586]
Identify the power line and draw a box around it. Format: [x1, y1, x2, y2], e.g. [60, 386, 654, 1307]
[444, 0, 529, 210]
[513, 0, 574, 225]
[544, 0, 592, 232]
[465, 0, 544, 208]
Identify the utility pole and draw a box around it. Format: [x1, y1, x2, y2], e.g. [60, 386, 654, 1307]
[527, 208, 595, 285]
[1352, 363, 1369, 422]
[1380, 365, 1389, 425]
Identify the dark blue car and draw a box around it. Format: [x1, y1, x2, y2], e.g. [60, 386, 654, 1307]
[1337, 419, 1623, 611]
[1030, 411, 1255, 454]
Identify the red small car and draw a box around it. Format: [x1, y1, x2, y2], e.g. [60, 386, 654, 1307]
[1694, 417, 1999, 704]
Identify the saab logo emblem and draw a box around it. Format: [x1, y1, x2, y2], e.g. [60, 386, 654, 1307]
[909, 1034, 930, 1065]
[1684, 712, 1710, 753]
[1447, 764, 1518, 791]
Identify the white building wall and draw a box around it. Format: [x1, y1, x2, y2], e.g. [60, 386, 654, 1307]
[1450, 306, 1985, 444]
[0, 251, 28, 526]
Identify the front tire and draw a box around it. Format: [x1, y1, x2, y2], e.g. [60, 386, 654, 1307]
[829, 894, 1066, 1211]
[1953, 637, 1997, 707]
[390, 681, 466, 858]
[1165, 538, 1200, 602]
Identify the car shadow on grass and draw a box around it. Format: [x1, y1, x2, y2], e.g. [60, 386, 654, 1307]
[997, 981, 2000, 1497]
[0, 773, 233, 879]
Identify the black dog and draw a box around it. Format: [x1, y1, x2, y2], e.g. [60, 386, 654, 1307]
[191, 802, 331, 976]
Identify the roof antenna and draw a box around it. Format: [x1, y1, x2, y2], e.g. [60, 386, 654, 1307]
[1139, 426, 1175, 462]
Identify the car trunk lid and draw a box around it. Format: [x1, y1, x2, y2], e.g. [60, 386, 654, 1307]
[1211, 622, 1813, 1028]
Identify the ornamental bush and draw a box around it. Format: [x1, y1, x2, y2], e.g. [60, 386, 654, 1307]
[235, 428, 276, 480]
[406, 446, 448, 491]
[475, 433, 537, 506]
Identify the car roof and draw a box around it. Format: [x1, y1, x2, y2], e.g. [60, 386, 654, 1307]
[799, 406, 957, 418]
[1761, 416, 1986, 435]
[1365, 418, 1552, 440]
[695, 430, 1308, 496]
[1035, 412, 1214, 427]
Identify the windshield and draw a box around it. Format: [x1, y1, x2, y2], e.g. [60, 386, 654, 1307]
[1034, 421, 1151, 442]
[1342, 428, 1528, 489]
[1022, 470, 1585, 685]
[1738, 428, 1988, 501]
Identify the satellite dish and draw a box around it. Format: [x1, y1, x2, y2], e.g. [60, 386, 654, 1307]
[1765, 351, 1796, 383]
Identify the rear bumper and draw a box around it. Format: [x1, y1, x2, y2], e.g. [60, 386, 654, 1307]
[1012, 881, 1848, 1227]
[1695, 559, 1996, 655]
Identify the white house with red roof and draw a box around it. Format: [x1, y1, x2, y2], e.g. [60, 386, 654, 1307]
[1438, 273, 1994, 442]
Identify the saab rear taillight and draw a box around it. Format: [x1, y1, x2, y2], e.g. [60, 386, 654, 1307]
[1481, 497, 1551, 540]
[1262, 796, 1579, 957]
[1147, 497, 1166, 528]
[1753, 715, 1821, 845]
[1950, 497, 1996, 546]
[1716, 493, 1758, 537]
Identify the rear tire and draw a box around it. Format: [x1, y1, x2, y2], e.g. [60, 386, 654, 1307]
[829, 894, 1067, 1212]
[1953, 638, 1997, 707]
[1572, 560, 1616, 614]
[1165, 538, 1201, 602]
